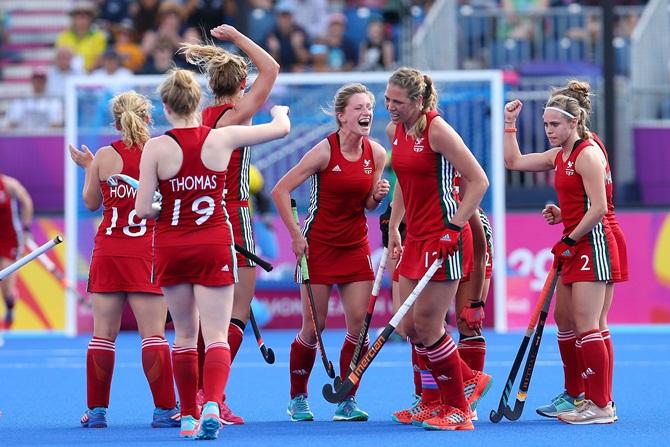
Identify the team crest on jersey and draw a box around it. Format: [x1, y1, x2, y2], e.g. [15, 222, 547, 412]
[565, 160, 575, 176]
[363, 159, 372, 174]
[413, 138, 424, 152]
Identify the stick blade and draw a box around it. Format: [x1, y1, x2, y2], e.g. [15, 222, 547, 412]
[262, 347, 275, 364]
[322, 380, 352, 403]
[502, 402, 524, 421]
[489, 408, 505, 423]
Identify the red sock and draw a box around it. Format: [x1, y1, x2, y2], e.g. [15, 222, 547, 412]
[86, 337, 115, 409]
[141, 336, 176, 409]
[196, 328, 205, 390]
[425, 334, 468, 412]
[601, 329, 614, 402]
[579, 330, 609, 407]
[203, 342, 231, 404]
[459, 355, 476, 382]
[228, 319, 245, 362]
[557, 330, 584, 397]
[339, 332, 369, 397]
[457, 335, 486, 371]
[575, 339, 590, 397]
[415, 345, 440, 403]
[289, 334, 317, 398]
[411, 345, 422, 396]
[172, 346, 199, 418]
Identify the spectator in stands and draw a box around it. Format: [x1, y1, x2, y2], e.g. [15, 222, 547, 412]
[55, 1, 107, 72]
[264, 1, 310, 72]
[141, 2, 189, 57]
[248, 0, 275, 43]
[140, 38, 176, 75]
[185, 0, 238, 39]
[91, 49, 133, 79]
[112, 19, 145, 73]
[320, 12, 357, 72]
[46, 47, 85, 98]
[288, 0, 329, 41]
[5, 70, 63, 130]
[357, 15, 395, 71]
[309, 43, 331, 72]
[97, 0, 133, 32]
[130, 0, 161, 39]
[500, 0, 549, 41]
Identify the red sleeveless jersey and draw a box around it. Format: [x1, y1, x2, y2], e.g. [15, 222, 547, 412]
[302, 132, 375, 248]
[93, 141, 154, 258]
[202, 104, 250, 203]
[155, 126, 232, 247]
[554, 139, 612, 239]
[391, 111, 459, 242]
[0, 176, 20, 257]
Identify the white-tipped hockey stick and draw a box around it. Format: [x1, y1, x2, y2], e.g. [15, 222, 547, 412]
[0, 236, 63, 281]
[107, 174, 162, 210]
[24, 237, 88, 305]
[323, 257, 443, 402]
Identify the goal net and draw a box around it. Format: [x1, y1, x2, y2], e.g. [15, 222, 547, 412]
[64, 71, 506, 334]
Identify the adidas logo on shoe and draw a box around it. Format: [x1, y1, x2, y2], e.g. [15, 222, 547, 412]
[332, 165, 342, 172]
[436, 375, 451, 381]
[292, 369, 309, 376]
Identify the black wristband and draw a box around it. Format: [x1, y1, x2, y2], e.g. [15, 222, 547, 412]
[468, 300, 485, 309]
[22, 224, 31, 232]
[561, 236, 576, 246]
[446, 222, 462, 232]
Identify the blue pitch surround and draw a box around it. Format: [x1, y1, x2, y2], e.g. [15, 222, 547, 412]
[0, 328, 668, 446]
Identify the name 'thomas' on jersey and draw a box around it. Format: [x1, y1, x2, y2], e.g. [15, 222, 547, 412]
[156, 126, 233, 246]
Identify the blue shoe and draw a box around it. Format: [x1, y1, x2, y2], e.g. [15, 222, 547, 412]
[536, 391, 585, 418]
[333, 396, 368, 422]
[287, 394, 314, 422]
[197, 401, 220, 440]
[151, 406, 181, 428]
[180, 415, 199, 438]
[81, 407, 108, 428]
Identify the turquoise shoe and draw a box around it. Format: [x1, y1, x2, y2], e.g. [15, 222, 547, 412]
[81, 407, 108, 428]
[536, 391, 584, 418]
[287, 394, 314, 422]
[197, 401, 221, 440]
[179, 415, 199, 438]
[333, 396, 369, 422]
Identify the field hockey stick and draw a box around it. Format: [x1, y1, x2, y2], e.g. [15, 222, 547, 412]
[107, 174, 162, 210]
[233, 243, 274, 272]
[489, 265, 558, 422]
[248, 307, 275, 364]
[24, 237, 89, 306]
[1, 235, 63, 281]
[323, 257, 443, 402]
[291, 198, 336, 379]
[502, 265, 558, 421]
[232, 243, 276, 364]
[334, 246, 389, 389]
[489, 268, 558, 423]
